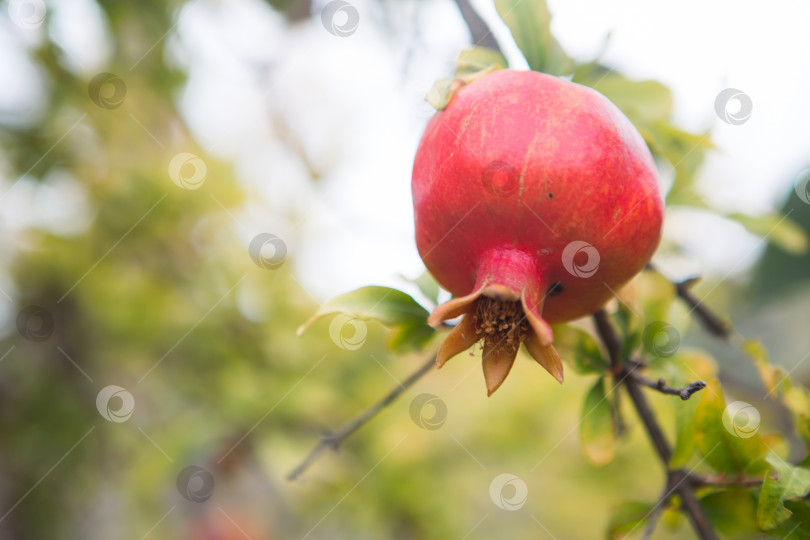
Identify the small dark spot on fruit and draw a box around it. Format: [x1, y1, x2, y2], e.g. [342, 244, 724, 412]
[547, 282, 563, 297]
[548, 193, 554, 199]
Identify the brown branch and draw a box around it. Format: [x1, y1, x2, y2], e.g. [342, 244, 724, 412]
[594, 309, 621, 370]
[675, 471, 720, 540]
[647, 264, 732, 340]
[629, 369, 707, 401]
[624, 372, 673, 462]
[592, 311, 719, 540]
[287, 354, 436, 481]
[453, 0, 502, 52]
[689, 473, 764, 488]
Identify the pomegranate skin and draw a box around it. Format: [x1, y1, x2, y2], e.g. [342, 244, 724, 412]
[412, 70, 663, 393]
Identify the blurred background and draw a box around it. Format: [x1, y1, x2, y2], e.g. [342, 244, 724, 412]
[1, 0, 809, 538]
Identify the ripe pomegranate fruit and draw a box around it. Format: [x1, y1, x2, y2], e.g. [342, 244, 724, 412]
[412, 69, 663, 395]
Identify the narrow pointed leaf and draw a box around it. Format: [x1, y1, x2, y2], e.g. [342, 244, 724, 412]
[494, 0, 572, 75]
[298, 286, 433, 351]
[727, 212, 808, 255]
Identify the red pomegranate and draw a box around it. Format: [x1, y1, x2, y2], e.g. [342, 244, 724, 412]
[412, 69, 663, 395]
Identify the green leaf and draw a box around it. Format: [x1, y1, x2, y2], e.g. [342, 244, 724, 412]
[726, 212, 809, 255]
[580, 377, 616, 466]
[298, 286, 433, 351]
[401, 270, 441, 307]
[757, 453, 810, 530]
[670, 389, 700, 468]
[645, 123, 712, 203]
[647, 350, 713, 469]
[635, 270, 677, 324]
[742, 339, 782, 395]
[700, 489, 759, 538]
[743, 339, 810, 445]
[607, 501, 653, 539]
[426, 48, 506, 111]
[661, 501, 687, 532]
[456, 47, 508, 77]
[582, 72, 673, 124]
[613, 301, 642, 360]
[693, 380, 769, 475]
[552, 324, 608, 375]
[387, 321, 435, 353]
[650, 349, 718, 383]
[774, 499, 810, 539]
[494, 0, 572, 75]
[425, 78, 456, 111]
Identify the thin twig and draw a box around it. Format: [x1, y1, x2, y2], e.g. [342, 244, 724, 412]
[452, 0, 502, 52]
[630, 370, 707, 401]
[676, 472, 720, 540]
[287, 354, 436, 481]
[648, 264, 732, 340]
[593, 312, 720, 540]
[689, 474, 764, 488]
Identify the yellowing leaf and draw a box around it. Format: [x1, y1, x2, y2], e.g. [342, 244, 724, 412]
[742, 339, 782, 395]
[580, 377, 616, 466]
[635, 270, 677, 324]
[693, 380, 768, 475]
[670, 391, 700, 468]
[742, 339, 810, 445]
